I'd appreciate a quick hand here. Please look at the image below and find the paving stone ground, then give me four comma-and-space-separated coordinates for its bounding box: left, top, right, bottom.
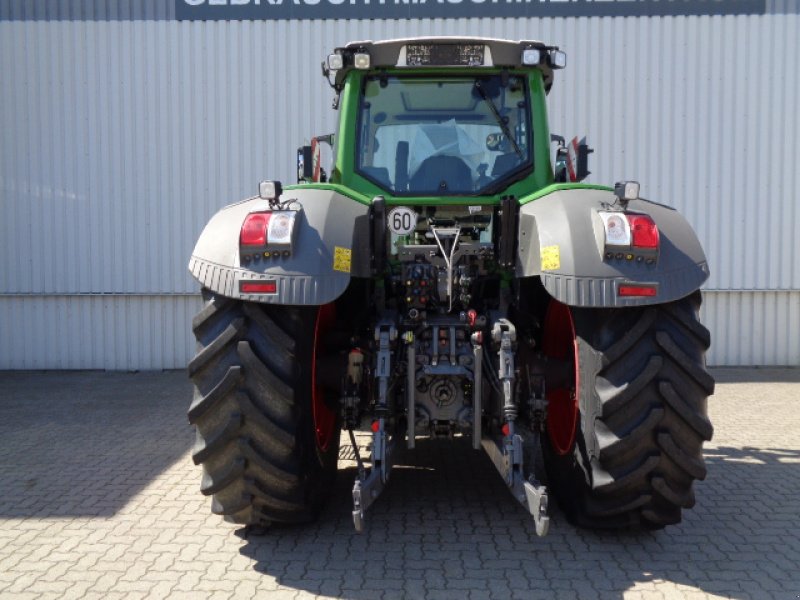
0, 368, 799, 600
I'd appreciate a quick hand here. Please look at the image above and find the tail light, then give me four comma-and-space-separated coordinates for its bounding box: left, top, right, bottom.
619, 284, 657, 297
266, 211, 297, 245
240, 281, 277, 294
599, 211, 660, 250
599, 212, 631, 246
239, 210, 299, 251
240, 213, 271, 246
627, 214, 659, 249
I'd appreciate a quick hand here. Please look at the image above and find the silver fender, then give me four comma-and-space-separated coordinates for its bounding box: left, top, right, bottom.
188, 188, 370, 304
516, 188, 710, 307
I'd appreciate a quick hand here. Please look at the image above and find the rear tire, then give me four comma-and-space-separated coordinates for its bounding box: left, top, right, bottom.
187, 289, 339, 526
544, 292, 714, 529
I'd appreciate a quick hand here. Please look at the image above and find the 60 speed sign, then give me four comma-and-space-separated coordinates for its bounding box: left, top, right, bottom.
387, 207, 417, 235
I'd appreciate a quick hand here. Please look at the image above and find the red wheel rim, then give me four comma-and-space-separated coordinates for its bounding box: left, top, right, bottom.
312, 303, 337, 451
542, 300, 579, 455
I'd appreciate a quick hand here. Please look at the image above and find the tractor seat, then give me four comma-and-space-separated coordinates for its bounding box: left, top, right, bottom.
409, 155, 472, 193
491, 152, 522, 177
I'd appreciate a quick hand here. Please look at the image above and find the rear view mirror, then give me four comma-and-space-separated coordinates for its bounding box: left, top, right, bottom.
566, 136, 593, 182
297, 146, 313, 182
551, 134, 567, 182
298, 135, 335, 183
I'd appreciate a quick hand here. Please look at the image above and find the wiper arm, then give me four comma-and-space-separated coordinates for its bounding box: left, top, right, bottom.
474, 80, 523, 159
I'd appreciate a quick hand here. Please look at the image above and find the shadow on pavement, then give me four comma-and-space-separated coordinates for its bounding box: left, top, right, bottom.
239, 438, 800, 599
711, 367, 800, 384
0, 371, 193, 518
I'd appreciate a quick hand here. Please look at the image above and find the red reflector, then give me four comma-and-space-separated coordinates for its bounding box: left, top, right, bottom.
371, 421, 380, 433
241, 281, 277, 294
626, 214, 659, 248
619, 285, 657, 297
240, 213, 271, 246
502, 423, 510, 437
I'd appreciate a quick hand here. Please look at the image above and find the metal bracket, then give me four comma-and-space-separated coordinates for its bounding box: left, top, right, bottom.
481, 318, 549, 536
471, 332, 483, 451
430, 226, 461, 312
352, 321, 396, 532
352, 430, 395, 533
482, 435, 550, 537
405, 331, 415, 450
523, 478, 550, 537
492, 318, 518, 432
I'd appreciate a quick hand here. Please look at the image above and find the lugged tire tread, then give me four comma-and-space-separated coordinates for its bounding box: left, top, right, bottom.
245, 479, 309, 513
238, 438, 300, 485
192, 412, 242, 465
601, 308, 657, 365
241, 302, 296, 355
187, 318, 244, 377
592, 455, 660, 494
663, 299, 711, 349
547, 293, 713, 530
188, 290, 338, 527
254, 504, 313, 525
211, 494, 250, 517
652, 476, 695, 508
596, 407, 664, 462
237, 340, 294, 403
192, 293, 234, 334
239, 305, 298, 385
237, 393, 295, 451
659, 381, 714, 441
188, 366, 244, 424
657, 432, 707, 480
655, 330, 716, 395
598, 356, 662, 417
201, 457, 245, 496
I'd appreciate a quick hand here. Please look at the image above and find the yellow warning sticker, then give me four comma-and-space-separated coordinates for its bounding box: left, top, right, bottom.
333, 246, 352, 273
540, 245, 561, 271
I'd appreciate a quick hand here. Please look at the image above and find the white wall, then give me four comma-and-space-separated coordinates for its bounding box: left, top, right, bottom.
1, 12, 798, 368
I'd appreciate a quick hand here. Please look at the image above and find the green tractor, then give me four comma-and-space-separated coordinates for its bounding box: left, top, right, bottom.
187, 37, 714, 535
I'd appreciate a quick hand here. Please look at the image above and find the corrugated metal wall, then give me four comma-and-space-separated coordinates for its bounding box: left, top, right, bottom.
1, 10, 798, 368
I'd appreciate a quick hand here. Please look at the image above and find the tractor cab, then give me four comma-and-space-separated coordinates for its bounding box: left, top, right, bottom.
314, 37, 568, 201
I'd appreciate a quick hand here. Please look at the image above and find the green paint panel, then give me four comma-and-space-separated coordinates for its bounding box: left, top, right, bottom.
518, 183, 614, 205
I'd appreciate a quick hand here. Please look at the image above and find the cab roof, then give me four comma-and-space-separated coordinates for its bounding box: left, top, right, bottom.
326, 37, 563, 94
